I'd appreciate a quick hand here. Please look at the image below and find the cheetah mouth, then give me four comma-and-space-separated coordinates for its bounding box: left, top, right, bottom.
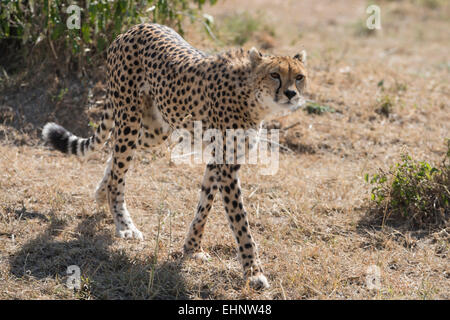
278, 96, 302, 106
284, 97, 305, 111
276, 100, 295, 106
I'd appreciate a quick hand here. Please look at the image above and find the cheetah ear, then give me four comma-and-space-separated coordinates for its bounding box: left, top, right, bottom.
293, 50, 307, 65
249, 47, 263, 67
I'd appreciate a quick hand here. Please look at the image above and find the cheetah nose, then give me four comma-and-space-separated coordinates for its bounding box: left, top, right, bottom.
284, 90, 297, 100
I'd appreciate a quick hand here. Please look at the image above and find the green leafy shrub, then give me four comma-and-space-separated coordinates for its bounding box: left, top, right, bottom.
365, 141, 450, 228
0, 0, 217, 72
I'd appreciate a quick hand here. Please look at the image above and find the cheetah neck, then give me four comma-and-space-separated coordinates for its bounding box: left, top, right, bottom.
199, 50, 269, 130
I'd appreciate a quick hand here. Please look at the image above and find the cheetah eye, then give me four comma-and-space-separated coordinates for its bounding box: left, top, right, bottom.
270, 73, 280, 80
296, 74, 305, 81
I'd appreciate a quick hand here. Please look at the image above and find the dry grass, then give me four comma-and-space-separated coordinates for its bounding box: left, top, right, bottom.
0, 0, 449, 299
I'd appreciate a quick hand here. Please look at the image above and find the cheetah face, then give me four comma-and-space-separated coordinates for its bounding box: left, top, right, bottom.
250, 48, 307, 115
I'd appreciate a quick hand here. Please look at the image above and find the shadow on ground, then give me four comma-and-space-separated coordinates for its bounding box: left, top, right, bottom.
355, 206, 449, 252
9, 211, 188, 299
0, 74, 103, 145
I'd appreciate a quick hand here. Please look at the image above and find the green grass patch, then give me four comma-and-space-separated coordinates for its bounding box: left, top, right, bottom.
375, 95, 394, 117
304, 102, 335, 115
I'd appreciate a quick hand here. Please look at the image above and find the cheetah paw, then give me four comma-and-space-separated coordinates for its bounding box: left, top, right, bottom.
116, 226, 144, 240
248, 274, 270, 290
192, 251, 211, 262
184, 250, 211, 262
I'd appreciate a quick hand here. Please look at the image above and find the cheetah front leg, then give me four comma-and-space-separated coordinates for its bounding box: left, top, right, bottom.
218, 164, 270, 289
183, 164, 220, 261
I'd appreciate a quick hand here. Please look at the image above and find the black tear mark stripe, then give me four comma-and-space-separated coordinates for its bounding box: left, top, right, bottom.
275, 79, 282, 100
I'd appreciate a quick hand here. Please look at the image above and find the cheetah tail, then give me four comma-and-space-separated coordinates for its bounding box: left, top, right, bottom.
42, 122, 106, 157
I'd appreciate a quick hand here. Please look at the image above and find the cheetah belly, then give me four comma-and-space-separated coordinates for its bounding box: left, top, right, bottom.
138, 94, 172, 149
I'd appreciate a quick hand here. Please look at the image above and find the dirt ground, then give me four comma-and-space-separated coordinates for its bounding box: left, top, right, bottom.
0, 0, 449, 299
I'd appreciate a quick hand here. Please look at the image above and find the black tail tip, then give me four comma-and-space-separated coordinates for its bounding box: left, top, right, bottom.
42, 122, 71, 153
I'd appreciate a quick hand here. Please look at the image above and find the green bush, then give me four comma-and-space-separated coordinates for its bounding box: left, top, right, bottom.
365, 141, 450, 228
0, 0, 217, 72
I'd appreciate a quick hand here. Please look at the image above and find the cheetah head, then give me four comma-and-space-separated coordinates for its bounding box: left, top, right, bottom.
249, 47, 307, 117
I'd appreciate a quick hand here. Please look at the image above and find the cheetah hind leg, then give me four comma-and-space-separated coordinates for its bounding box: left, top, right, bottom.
94, 155, 113, 206
183, 164, 220, 263
94, 155, 143, 240
95, 97, 169, 211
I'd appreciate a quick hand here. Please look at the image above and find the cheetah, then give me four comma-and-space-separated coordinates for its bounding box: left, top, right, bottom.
42, 23, 307, 289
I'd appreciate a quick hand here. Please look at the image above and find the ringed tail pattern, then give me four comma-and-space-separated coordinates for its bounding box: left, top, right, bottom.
42, 109, 113, 157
